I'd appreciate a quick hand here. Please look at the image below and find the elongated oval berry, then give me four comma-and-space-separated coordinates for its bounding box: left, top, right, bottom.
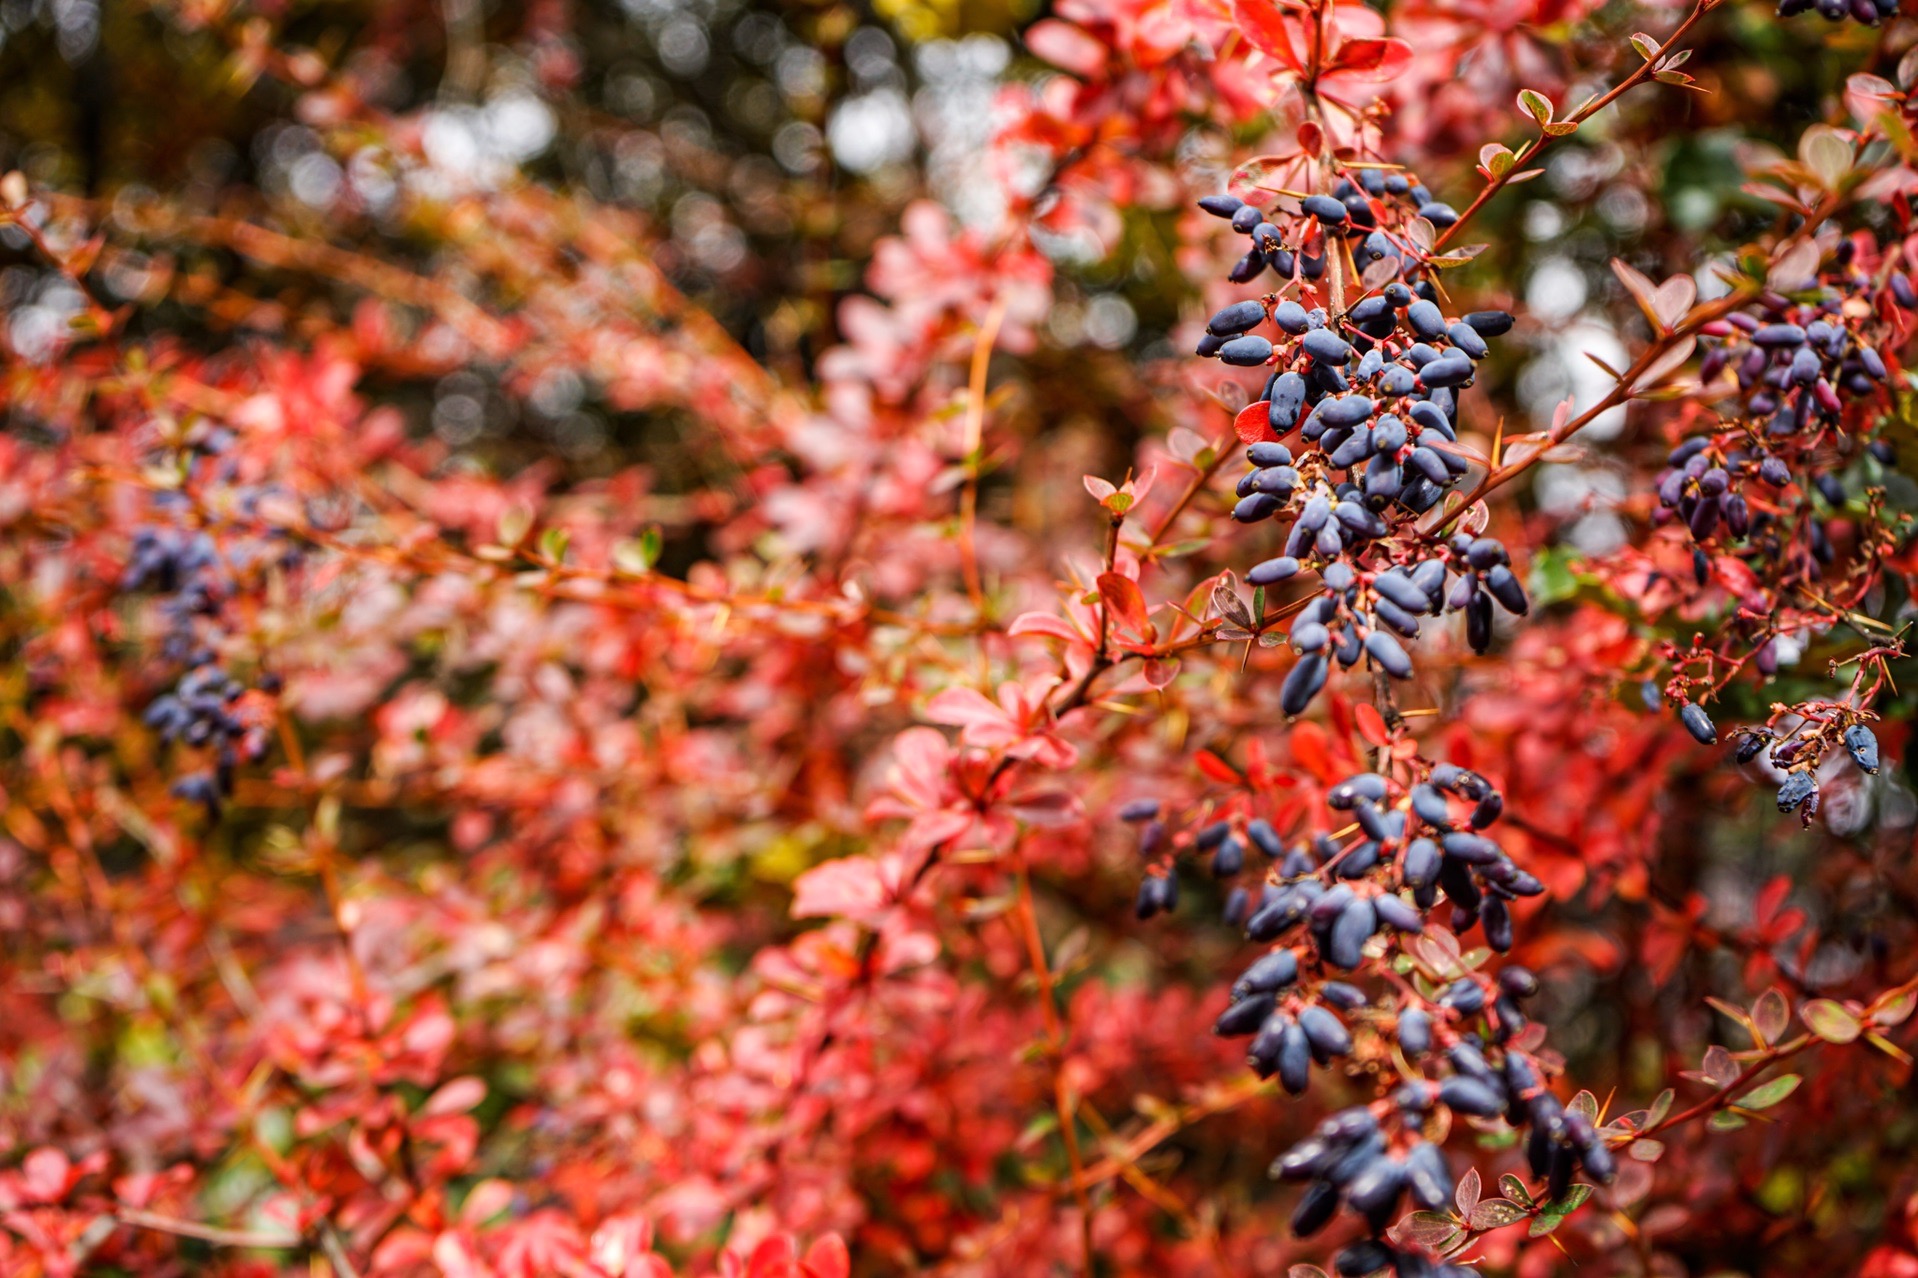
1404, 1141, 1452, 1210
1498, 965, 1540, 998
1463, 309, 1514, 336
1365, 630, 1413, 678
1328, 430, 1374, 469
1247, 818, 1284, 859
1232, 493, 1282, 523
1752, 322, 1807, 348
1378, 365, 1418, 397
1777, 770, 1816, 812
1401, 836, 1440, 890
1251, 466, 1299, 496
1220, 334, 1274, 366
1277, 1019, 1312, 1093
1247, 1012, 1289, 1078
1679, 702, 1716, 745
1440, 831, 1500, 864
1465, 593, 1493, 653
1322, 394, 1376, 428
1199, 193, 1244, 218
1417, 201, 1459, 226
1336, 1241, 1396, 1277
1302, 193, 1349, 223
1208, 299, 1266, 336
1373, 893, 1424, 933
1439, 978, 1486, 1014
1299, 1005, 1353, 1059
1134, 877, 1162, 920
1397, 1008, 1433, 1056
1345, 1155, 1406, 1229
1274, 300, 1311, 334
1235, 949, 1300, 997
1845, 723, 1880, 773
1274, 1135, 1334, 1181
1281, 653, 1328, 716
1419, 355, 1474, 388
1247, 556, 1301, 587
1230, 204, 1263, 233
1405, 299, 1446, 340
1248, 440, 1294, 466
1328, 773, 1391, 808
1290, 1178, 1340, 1235
1118, 798, 1160, 822
1302, 328, 1353, 364
1372, 573, 1431, 616
1437, 1076, 1504, 1116
1215, 992, 1276, 1037
1482, 897, 1513, 952
1482, 564, 1528, 615
1212, 837, 1245, 877
1325, 897, 1376, 969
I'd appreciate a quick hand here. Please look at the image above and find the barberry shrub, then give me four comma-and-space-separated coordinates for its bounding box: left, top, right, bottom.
2, 0, 1917, 1274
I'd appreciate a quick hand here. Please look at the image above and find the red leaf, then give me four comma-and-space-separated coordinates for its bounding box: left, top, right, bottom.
1196, 748, 1243, 786
1354, 702, 1389, 748
1098, 572, 1151, 641
1326, 36, 1413, 82
1024, 20, 1108, 78
1235, 399, 1277, 444
802, 1235, 851, 1278
1231, 0, 1303, 70
792, 856, 893, 922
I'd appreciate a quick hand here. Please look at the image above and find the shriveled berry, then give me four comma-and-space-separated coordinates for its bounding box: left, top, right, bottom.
1777, 770, 1816, 813
1845, 723, 1880, 773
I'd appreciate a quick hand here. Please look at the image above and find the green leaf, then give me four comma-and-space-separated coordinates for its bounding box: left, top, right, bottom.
613, 531, 662, 575
1498, 1175, 1533, 1208
1802, 998, 1864, 1044
1709, 1110, 1749, 1132
1517, 88, 1554, 124
1646, 1088, 1675, 1127
1398, 1211, 1463, 1247
1470, 1199, 1529, 1231
1735, 1073, 1802, 1111
1543, 1184, 1593, 1216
